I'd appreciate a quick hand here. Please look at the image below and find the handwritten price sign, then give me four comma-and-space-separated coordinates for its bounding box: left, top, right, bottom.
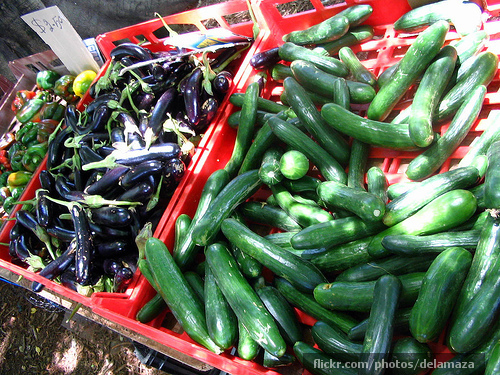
30, 15, 65, 34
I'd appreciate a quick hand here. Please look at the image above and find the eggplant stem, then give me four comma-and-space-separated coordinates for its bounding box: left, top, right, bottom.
155, 12, 179, 38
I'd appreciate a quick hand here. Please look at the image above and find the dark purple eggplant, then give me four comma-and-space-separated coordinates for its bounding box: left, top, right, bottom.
12, 234, 30, 261
9, 222, 25, 242
110, 43, 152, 63
210, 46, 237, 70
47, 127, 72, 171
95, 240, 131, 258
111, 143, 181, 166
148, 86, 177, 137
250, 47, 281, 70
15, 210, 51, 250
114, 266, 134, 293
127, 131, 146, 150
85, 92, 120, 114
184, 67, 203, 126
47, 225, 76, 242
65, 104, 84, 134
96, 146, 116, 158
84, 170, 102, 190
135, 92, 155, 111
119, 160, 163, 189
60, 270, 78, 291
70, 204, 93, 285
79, 144, 106, 172
128, 208, 142, 239
85, 166, 130, 195
103, 259, 122, 276
89, 223, 130, 239
198, 97, 219, 129
138, 111, 150, 137
90, 206, 132, 228
55, 174, 83, 201
32, 241, 76, 293
164, 61, 195, 88
79, 132, 111, 146
116, 182, 154, 203
212, 70, 233, 94
36, 189, 53, 228
163, 157, 185, 182
80, 105, 112, 134
111, 127, 126, 145
152, 64, 167, 81
39, 170, 56, 194
116, 112, 141, 139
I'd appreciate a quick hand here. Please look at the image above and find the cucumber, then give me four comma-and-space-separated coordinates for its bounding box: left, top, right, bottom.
366, 166, 388, 204
282, 14, 350, 45
293, 341, 357, 375
271, 63, 293, 82
336, 254, 436, 282
452, 29, 489, 63
321, 102, 418, 151
347, 139, 369, 190
318, 180, 386, 222
406, 85, 486, 180
389, 337, 433, 375
484, 140, 500, 210
174, 168, 230, 270
280, 150, 310, 180
274, 277, 358, 334
314, 25, 374, 56
239, 201, 301, 232
191, 169, 261, 246
230, 210, 263, 279
227, 110, 271, 129
359, 275, 401, 375
409, 247, 472, 343
311, 320, 363, 362
381, 229, 481, 255
221, 218, 327, 292
384, 166, 480, 227
205, 242, 286, 356
204, 265, 237, 350
367, 20, 449, 121
259, 146, 284, 186
279, 42, 349, 77
313, 272, 424, 312
173, 214, 191, 256
336, 4, 373, 27
224, 82, 259, 177
368, 189, 477, 258
311, 236, 375, 273
291, 216, 385, 250
267, 116, 348, 183
283, 175, 322, 193
283, 76, 350, 166
144, 238, 222, 354
436, 51, 498, 122
263, 351, 295, 368
386, 181, 419, 201
339, 46, 377, 87
485, 340, 500, 375
256, 285, 303, 346
184, 271, 205, 303
237, 320, 260, 360
229, 92, 289, 113
266, 232, 327, 260
332, 77, 350, 109
408, 45, 457, 147
290, 59, 376, 104
135, 293, 167, 323
348, 308, 412, 341
448, 255, 500, 353
377, 62, 399, 88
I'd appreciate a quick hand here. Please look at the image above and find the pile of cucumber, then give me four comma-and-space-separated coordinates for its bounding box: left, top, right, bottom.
137, 2, 500, 374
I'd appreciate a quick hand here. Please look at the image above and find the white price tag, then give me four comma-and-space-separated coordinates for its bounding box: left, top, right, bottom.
21, 6, 100, 75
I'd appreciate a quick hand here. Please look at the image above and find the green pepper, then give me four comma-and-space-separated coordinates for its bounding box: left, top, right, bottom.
0, 171, 13, 187
10, 186, 24, 201
40, 102, 65, 121
3, 196, 16, 214
54, 75, 78, 103
8, 142, 26, 160
22, 142, 47, 172
15, 98, 46, 123
21, 126, 39, 146
36, 70, 61, 90
7, 171, 32, 187
37, 119, 58, 143
15, 122, 36, 142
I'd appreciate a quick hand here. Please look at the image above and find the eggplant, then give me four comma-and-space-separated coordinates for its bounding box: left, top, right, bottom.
60, 270, 78, 291
134, 92, 155, 111
81, 105, 112, 134
127, 131, 146, 150
110, 43, 153, 63
210, 46, 237, 70
85, 92, 120, 114
138, 111, 150, 137
120, 160, 163, 189
47, 225, 76, 242
79, 144, 106, 173
36, 189, 53, 228
9, 222, 25, 242
90, 206, 132, 228
108, 143, 181, 167
12, 234, 31, 261
79, 132, 110, 147
96, 146, 116, 158
32, 241, 76, 293
70, 204, 93, 285
148, 86, 177, 137
65, 105, 85, 135
212, 70, 233, 94
163, 157, 186, 183
15, 210, 51, 249
120, 56, 149, 78
183, 67, 203, 126
250, 47, 281, 70
89, 223, 130, 239
116, 182, 154, 202
95, 240, 131, 258
85, 166, 130, 195
111, 127, 126, 145
152, 64, 167, 81
39, 170, 56, 194
55, 174, 84, 201
114, 266, 134, 293
84, 170, 102, 190
46, 127, 72, 171
198, 97, 219, 129
103, 259, 123, 276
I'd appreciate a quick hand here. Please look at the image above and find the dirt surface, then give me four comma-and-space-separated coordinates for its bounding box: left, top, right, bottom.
0, 281, 167, 375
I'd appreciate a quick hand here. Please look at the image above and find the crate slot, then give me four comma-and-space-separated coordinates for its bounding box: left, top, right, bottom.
276, 0, 315, 17
321, 0, 346, 7
223, 10, 252, 25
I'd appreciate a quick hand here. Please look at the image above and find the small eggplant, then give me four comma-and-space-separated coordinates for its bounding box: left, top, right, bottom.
103, 259, 122, 276
60, 270, 78, 291
36, 189, 53, 228
249, 47, 281, 70
55, 174, 83, 201
90, 206, 132, 228
114, 267, 134, 293
116, 182, 154, 203
163, 157, 186, 183
82, 105, 112, 134
12, 234, 31, 261
183, 67, 203, 126
127, 131, 146, 150
120, 160, 164, 189
198, 97, 219, 129
212, 70, 233, 94
89, 223, 130, 239
110, 43, 152, 64
85, 166, 130, 195
120, 56, 149, 78
210, 46, 238, 70
134, 92, 155, 111
95, 240, 131, 258
84, 170, 102, 190
152, 64, 167, 81
39, 170, 56, 194
79, 144, 106, 171
147, 87, 177, 137
65, 104, 84, 135
70, 204, 93, 285
16, 210, 51, 250
9, 222, 25, 242
85, 92, 120, 114
96, 146, 115, 158
47, 225, 76, 242
47, 127, 73, 171
32, 241, 76, 293
79, 132, 110, 146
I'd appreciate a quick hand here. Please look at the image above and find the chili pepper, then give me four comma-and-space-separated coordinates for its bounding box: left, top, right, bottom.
11, 90, 36, 113
0, 150, 11, 170
37, 119, 59, 143
7, 171, 32, 187
36, 70, 61, 90
22, 142, 48, 172
0, 171, 12, 187
10, 150, 27, 172
15, 98, 46, 123
21, 126, 39, 146
54, 75, 78, 103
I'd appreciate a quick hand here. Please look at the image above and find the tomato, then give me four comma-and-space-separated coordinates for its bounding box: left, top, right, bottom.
73, 70, 97, 98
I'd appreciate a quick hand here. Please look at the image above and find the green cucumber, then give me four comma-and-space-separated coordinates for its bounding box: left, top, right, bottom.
406, 85, 486, 180
386, 181, 419, 200
268, 116, 347, 183
367, 20, 449, 121
279, 42, 349, 77
239, 201, 301, 232
274, 277, 358, 334
321, 102, 418, 150
384, 166, 480, 226
135, 293, 167, 323
318, 180, 386, 222
145, 238, 221, 353
368, 189, 477, 258
256, 285, 303, 346
265, 232, 327, 260
311, 236, 375, 273
436, 51, 498, 122
332, 77, 350, 109
409, 247, 472, 343
336, 4, 373, 27
280, 150, 310, 180
225, 82, 259, 177
262, 351, 295, 368
237, 320, 260, 360
293, 341, 357, 375
204, 265, 237, 350
311, 320, 363, 362
390, 337, 433, 375
283, 76, 350, 166
485, 340, 500, 375
313, 272, 424, 312
377, 62, 399, 88
339, 46, 377, 87
348, 308, 412, 341
359, 275, 402, 375
227, 110, 270, 129
282, 15, 350, 45
205, 242, 286, 356
381, 229, 480, 255
173, 214, 191, 256
221, 218, 327, 292
366, 166, 388, 204
230, 210, 263, 278
184, 271, 204, 303
484, 140, 500, 210
408, 45, 457, 147
347, 139, 369, 190
191, 169, 261, 246
336, 254, 436, 282
259, 146, 284, 186
291, 215, 385, 250
313, 25, 374, 56
283, 175, 322, 193
451, 29, 489, 64
290, 59, 376, 104
271, 63, 293, 82
229, 92, 289, 113
173, 168, 230, 270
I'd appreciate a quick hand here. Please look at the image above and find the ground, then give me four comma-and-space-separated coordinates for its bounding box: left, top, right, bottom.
0, 281, 166, 375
